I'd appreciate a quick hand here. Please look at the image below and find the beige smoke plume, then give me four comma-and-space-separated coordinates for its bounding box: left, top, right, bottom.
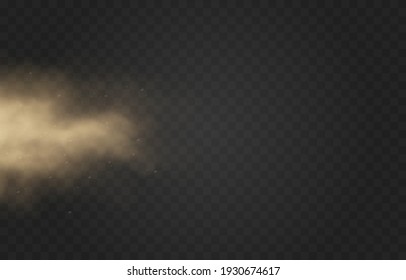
0, 69, 140, 202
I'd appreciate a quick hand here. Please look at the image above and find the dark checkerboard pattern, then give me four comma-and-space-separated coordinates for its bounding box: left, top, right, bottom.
0, 1, 404, 259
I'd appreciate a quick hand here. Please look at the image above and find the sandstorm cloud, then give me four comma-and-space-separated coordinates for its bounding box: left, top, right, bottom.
0, 68, 144, 202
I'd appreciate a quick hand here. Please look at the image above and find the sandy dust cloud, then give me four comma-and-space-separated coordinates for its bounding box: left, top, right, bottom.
0, 69, 141, 202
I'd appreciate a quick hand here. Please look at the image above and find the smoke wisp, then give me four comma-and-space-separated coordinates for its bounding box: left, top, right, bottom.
0, 69, 141, 202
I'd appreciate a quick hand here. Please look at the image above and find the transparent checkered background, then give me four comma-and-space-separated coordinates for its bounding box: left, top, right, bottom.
0, 1, 404, 259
